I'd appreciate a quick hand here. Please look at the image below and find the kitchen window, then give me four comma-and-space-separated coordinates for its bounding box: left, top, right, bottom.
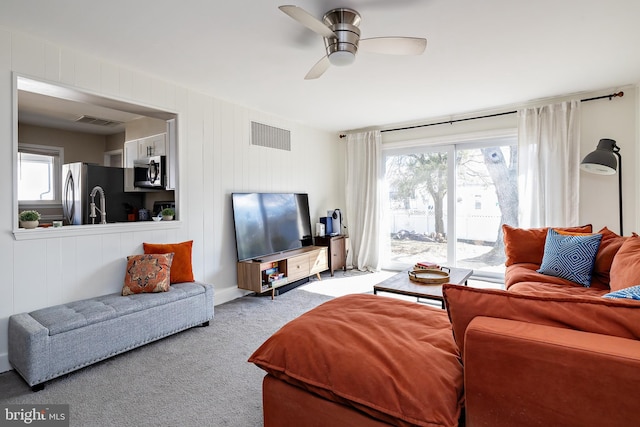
18, 143, 63, 203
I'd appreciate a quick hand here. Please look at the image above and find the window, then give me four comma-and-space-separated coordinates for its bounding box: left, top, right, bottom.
18, 144, 63, 203
382, 133, 517, 280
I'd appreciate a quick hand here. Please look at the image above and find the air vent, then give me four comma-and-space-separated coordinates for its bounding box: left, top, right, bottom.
75, 115, 123, 126
251, 121, 291, 151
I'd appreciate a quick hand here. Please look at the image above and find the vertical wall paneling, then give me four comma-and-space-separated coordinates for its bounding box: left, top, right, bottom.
174, 85, 189, 230
45, 238, 64, 306
186, 92, 206, 281
211, 98, 225, 290
58, 235, 77, 305
74, 55, 101, 92
59, 48, 75, 86
100, 233, 129, 295
203, 98, 215, 286
0, 29, 13, 370
100, 62, 120, 96
150, 77, 174, 111
44, 43, 60, 82
13, 240, 48, 313
130, 69, 152, 105
73, 235, 105, 300
118, 67, 133, 100
0, 26, 340, 372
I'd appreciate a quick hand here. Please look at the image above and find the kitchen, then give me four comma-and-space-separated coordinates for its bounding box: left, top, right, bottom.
16, 76, 177, 229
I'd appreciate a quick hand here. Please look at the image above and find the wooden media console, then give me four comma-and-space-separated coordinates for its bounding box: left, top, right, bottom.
237, 246, 328, 298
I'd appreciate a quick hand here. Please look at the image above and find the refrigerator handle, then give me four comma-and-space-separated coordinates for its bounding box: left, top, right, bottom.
63, 170, 74, 224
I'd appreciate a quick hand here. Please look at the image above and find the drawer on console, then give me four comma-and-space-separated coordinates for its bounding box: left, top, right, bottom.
310, 247, 328, 274
287, 254, 310, 281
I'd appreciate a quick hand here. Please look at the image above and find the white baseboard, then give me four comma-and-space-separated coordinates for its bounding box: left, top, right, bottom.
0, 353, 11, 374
214, 287, 251, 306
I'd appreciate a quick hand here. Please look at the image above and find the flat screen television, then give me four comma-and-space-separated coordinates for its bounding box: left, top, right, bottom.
231, 192, 313, 262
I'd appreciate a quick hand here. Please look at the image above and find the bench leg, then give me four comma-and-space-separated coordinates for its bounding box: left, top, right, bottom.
31, 383, 45, 392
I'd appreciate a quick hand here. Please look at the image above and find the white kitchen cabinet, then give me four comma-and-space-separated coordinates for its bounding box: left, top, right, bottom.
124, 133, 166, 166
137, 133, 166, 158
124, 139, 139, 168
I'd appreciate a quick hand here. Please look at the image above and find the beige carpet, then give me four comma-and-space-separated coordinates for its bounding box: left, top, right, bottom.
0, 269, 388, 427
0, 269, 500, 426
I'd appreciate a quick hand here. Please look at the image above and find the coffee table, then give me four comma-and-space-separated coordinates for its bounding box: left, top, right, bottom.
373, 267, 473, 308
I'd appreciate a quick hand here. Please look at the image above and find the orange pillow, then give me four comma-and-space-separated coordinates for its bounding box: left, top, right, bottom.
593, 227, 627, 284
122, 253, 173, 295
442, 283, 640, 358
502, 224, 593, 266
143, 240, 194, 283
609, 235, 640, 292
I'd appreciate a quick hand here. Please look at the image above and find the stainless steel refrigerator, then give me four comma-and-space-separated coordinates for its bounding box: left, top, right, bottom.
62, 163, 144, 225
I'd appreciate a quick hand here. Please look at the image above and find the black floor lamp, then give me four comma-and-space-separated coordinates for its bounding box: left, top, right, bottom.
580, 138, 622, 235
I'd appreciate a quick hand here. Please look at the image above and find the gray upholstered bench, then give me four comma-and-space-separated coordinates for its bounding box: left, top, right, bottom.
8, 281, 214, 391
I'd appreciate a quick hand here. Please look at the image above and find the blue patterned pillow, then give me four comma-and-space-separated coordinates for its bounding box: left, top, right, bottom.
603, 285, 640, 300
537, 229, 602, 287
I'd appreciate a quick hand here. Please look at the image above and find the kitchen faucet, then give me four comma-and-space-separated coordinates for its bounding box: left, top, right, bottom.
89, 185, 107, 224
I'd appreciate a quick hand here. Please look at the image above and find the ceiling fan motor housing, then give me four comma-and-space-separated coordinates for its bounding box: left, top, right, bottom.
323, 8, 361, 66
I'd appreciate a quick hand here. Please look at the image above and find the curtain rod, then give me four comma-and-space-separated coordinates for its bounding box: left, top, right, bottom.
338, 91, 624, 138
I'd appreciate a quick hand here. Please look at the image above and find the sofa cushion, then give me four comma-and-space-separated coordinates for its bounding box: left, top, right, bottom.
442, 284, 640, 359
144, 240, 194, 284
604, 284, 640, 300
508, 281, 608, 297
592, 227, 627, 284
506, 263, 584, 289
537, 229, 602, 287
122, 253, 173, 295
609, 235, 640, 292
505, 264, 610, 291
249, 294, 464, 427
503, 224, 593, 267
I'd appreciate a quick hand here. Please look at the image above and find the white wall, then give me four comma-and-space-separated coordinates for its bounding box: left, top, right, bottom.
380, 88, 639, 235
0, 28, 343, 372
580, 88, 637, 233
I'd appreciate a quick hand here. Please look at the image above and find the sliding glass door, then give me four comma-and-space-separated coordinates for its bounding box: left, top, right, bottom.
382, 135, 517, 280
383, 145, 454, 270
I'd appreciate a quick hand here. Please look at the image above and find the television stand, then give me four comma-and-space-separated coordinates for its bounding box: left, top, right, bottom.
237, 246, 329, 299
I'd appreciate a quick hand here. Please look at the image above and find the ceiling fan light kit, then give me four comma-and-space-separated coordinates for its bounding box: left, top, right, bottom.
323, 8, 360, 66
328, 50, 356, 66
279, 5, 427, 79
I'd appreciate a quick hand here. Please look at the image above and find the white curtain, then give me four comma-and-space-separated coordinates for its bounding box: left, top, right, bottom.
345, 130, 382, 271
517, 100, 581, 228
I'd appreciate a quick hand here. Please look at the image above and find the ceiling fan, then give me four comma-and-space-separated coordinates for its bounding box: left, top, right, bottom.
279, 5, 427, 79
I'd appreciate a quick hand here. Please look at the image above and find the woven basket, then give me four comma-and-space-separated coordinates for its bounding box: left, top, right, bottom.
407, 269, 450, 285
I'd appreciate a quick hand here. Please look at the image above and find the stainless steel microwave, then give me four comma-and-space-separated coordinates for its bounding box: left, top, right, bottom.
133, 155, 166, 189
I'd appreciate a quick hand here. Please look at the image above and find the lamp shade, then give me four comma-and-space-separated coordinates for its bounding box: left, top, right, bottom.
580, 138, 619, 175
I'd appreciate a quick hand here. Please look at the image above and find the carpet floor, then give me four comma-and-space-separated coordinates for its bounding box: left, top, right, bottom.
0, 285, 340, 427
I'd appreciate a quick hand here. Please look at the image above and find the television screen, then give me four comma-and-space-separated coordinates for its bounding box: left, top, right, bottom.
231, 193, 313, 261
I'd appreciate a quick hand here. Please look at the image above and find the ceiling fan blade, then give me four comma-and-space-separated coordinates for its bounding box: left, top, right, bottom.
305, 56, 331, 80
279, 5, 337, 38
359, 37, 427, 55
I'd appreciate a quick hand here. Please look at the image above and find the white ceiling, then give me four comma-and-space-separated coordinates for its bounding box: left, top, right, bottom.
2, 0, 640, 133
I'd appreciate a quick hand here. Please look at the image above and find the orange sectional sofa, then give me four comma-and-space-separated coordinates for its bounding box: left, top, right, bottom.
250, 224, 640, 426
